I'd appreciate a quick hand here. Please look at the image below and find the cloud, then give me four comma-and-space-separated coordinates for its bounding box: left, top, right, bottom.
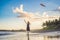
20, 4, 23, 11
53, 6, 60, 11
58, 6, 60, 10
43, 12, 48, 17
42, 6, 60, 16
13, 4, 23, 13
13, 4, 41, 22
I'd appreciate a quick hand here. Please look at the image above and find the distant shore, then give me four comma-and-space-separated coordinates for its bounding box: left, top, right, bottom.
0, 30, 26, 32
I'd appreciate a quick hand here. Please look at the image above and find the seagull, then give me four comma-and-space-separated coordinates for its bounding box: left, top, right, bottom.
40, 3, 46, 7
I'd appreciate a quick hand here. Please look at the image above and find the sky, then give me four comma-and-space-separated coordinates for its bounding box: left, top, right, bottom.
0, 0, 60, 30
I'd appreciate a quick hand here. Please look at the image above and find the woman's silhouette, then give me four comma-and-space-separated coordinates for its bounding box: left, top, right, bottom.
27, 21, 30, 31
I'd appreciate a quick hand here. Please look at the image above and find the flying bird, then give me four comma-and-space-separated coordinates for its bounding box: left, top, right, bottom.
40, 3, 46, 7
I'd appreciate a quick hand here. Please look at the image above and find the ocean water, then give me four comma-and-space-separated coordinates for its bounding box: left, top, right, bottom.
0, 31, 60, 40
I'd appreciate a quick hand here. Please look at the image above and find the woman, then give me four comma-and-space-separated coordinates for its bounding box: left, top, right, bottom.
27, 21, 30, 31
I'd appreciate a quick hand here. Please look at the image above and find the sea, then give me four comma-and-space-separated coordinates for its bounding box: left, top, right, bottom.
0, 31, 60, 40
